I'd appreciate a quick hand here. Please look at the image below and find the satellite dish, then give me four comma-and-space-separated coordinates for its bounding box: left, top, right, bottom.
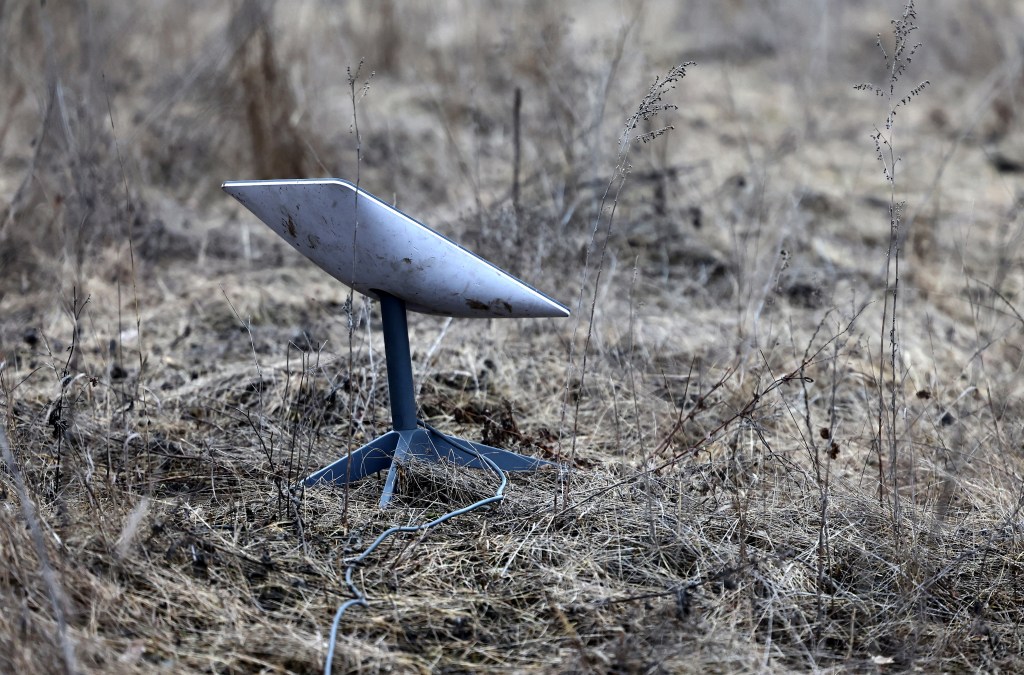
223, 178, 568, 507
222, 178, 568, 319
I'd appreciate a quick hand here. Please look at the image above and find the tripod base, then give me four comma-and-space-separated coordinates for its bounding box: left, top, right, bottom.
304, 426, 555, 508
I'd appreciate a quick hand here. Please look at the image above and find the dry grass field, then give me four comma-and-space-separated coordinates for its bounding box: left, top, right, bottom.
3, 1, 1024, 672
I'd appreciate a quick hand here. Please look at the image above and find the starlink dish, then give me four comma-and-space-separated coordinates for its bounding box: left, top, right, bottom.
222, 178, 568, 319
223, 178, 568, 507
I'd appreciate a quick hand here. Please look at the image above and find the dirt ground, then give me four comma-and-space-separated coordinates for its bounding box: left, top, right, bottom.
2, 1, 1024, 672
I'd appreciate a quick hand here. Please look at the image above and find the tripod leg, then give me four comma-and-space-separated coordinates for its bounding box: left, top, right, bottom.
377, 429, 422, 508
303, 431, 400, 486
420, 429, 557, 472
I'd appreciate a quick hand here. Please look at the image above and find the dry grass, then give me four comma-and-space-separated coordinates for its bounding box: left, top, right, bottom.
3, 1, 1024, 672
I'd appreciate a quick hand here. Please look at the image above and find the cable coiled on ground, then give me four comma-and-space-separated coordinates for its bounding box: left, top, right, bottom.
322, 420, 508, 674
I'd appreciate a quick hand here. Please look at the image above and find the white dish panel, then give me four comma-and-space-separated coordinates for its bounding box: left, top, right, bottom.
223, 178, 569, 319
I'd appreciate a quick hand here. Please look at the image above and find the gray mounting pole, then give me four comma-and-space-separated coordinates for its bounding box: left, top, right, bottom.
379, 292, 417, 432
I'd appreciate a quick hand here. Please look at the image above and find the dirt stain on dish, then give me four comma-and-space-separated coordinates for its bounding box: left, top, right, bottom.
285, 216, 297, 238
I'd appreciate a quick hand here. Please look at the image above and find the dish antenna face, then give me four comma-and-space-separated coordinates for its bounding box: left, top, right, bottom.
223, 178, 568, 319
223, 178, 568, 507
